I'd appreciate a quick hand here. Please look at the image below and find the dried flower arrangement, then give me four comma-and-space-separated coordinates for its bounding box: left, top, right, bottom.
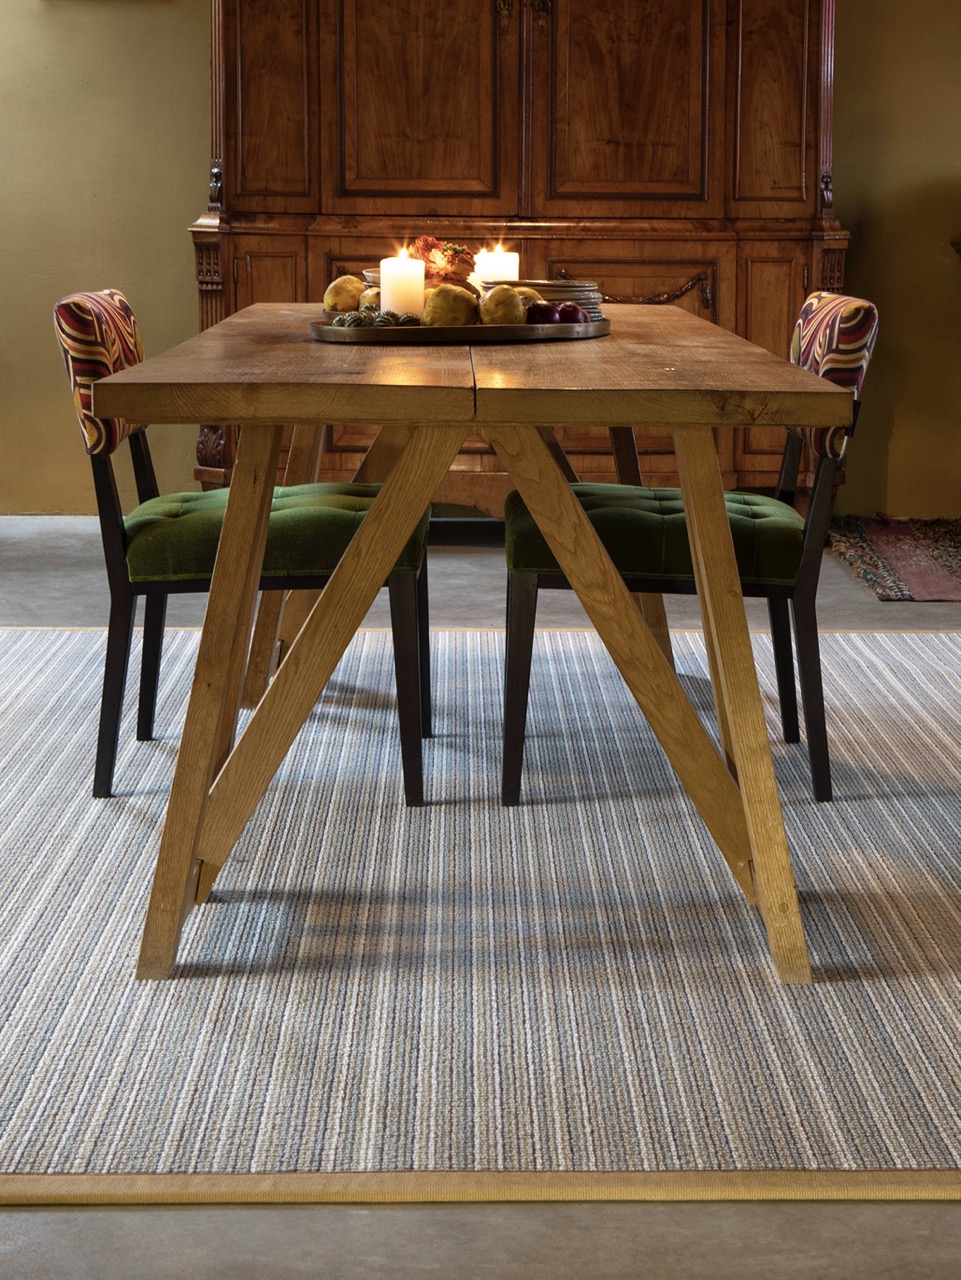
408, 236, 476, 282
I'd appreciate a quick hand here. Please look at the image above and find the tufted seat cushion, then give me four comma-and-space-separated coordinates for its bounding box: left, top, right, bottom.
504, 483, 805, 586
124, 482, 429, 582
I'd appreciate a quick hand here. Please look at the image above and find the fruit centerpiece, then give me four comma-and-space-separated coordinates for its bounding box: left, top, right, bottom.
319, 254, 605, 342
321, 279, 592, 331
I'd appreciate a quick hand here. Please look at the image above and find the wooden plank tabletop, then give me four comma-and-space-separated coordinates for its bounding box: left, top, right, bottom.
93, 303, 477, 426
471, 304, 854, 427
94, 302, 852, 432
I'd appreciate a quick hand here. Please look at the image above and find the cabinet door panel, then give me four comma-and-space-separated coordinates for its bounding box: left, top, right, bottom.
739, 252, 807, 356
728, 0, 814, 216
225, 0, 318, 212
320, 0, 520, 216
232, 237, 308, 310
528, 0, 726, 218
734, 246, 809, 479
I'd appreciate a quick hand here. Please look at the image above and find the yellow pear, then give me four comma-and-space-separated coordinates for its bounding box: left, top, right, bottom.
479, 284, 526, 326
514, 286, 543, 308
323, 275, 366, 311
422, 283, 478, 327
358, 286, 381, 310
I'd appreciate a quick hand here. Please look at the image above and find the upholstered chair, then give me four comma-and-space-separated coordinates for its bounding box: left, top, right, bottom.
501, 292, 879, 805
54, 289, 432, 804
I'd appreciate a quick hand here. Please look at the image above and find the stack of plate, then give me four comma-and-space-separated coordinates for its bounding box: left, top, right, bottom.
480, 278, 605, 321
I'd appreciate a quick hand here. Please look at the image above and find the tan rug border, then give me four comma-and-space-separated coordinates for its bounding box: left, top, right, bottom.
3, 1170, 961, 1205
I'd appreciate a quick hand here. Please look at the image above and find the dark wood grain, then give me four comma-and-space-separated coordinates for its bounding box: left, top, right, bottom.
195, 0, 849, 508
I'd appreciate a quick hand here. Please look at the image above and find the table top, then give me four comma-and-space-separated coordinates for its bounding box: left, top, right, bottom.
94, 302, 853, 430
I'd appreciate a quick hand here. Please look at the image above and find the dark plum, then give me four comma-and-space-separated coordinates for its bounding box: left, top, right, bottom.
525, 300, 561, 325
556, 301, 590, 324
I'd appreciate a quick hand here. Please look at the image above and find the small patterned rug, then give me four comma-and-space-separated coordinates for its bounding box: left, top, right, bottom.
829, 516, 961, 601
3, 627, 961, 1203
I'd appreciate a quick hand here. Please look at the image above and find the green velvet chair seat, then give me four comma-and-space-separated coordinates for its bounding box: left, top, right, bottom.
125, 482, 429, 583
504, 483, 805, 586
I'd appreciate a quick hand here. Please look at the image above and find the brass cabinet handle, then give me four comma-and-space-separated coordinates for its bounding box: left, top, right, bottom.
496, 0, 513, 32
533, 0, 552, 31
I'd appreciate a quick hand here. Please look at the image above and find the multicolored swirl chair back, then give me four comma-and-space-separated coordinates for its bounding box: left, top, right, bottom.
53, 289, 145, 456
788, 292, 879, 460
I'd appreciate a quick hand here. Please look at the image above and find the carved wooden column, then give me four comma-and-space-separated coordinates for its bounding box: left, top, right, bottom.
812, 0, 847, 291
192, 0, 230, 483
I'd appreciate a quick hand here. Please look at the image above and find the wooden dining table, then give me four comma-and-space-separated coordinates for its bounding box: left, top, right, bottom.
93, 302, 854, 984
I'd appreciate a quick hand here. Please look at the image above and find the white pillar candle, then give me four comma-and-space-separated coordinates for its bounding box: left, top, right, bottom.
379, 249, 426, 317
474, 244, 520, 285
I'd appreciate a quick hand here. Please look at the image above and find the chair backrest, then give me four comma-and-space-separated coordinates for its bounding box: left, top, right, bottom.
788, 292, 879, 459
53, 289, 145, 456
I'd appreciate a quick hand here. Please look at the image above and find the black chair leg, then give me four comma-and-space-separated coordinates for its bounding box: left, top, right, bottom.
791, 596, 832, 802
502, 572, 539, 806
416, 555, 432, 738
768, 597, 800, 743
94, 592, 137, 798
138, 593, 167, 741
388, 572, 425, 806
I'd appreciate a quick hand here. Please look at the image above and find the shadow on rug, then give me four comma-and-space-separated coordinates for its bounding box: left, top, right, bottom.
829, 516, 961, 602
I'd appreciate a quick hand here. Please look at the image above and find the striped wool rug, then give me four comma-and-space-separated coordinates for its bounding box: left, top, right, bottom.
2, 627, 961, 1205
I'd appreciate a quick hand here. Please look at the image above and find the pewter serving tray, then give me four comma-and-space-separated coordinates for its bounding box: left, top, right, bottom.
310, 318, 610, 344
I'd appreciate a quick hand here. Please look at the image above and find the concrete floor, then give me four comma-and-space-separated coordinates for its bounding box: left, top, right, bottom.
3, 515, 961, 1279
4, 515, 961, 632
6, 1201, 961, 1280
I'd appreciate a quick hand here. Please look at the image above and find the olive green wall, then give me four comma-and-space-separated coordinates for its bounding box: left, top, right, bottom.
0, 0, 208, 514
833, 0, 961, 517
1, 0, 960, 516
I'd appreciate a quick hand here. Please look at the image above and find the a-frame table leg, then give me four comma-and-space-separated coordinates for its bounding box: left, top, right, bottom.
242, 424, 327, 706
486, 422, 810, 982
152, 422, 471, 952
136, 425, 282, 979
673, 426, 811, 982
260, 423, 422, 653
485, 422, 756, 901
608, 424, 674, 669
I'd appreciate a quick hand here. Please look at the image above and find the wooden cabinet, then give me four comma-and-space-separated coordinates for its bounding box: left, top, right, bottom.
193, 0, 848, 511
